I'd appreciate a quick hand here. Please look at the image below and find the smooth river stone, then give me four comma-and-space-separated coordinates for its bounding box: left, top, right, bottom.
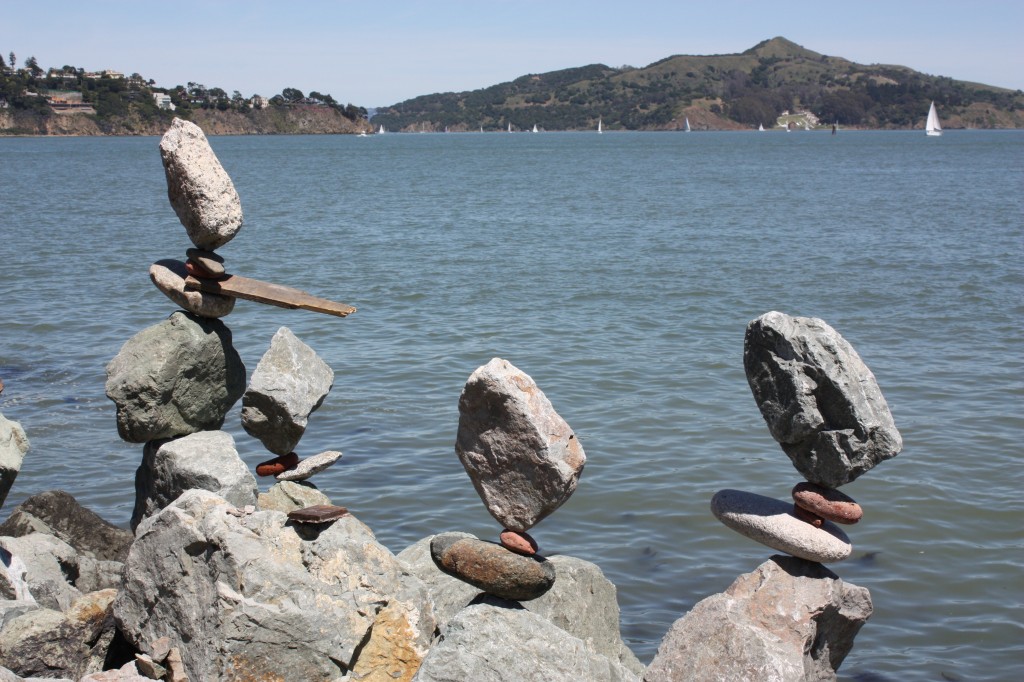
792, 482, 863, 524
499, 529, 539, 556
160, 118, 243, 249
711, 489, 852, 563
150, 259, 235, 318
185, 247, 226, 275
430, 533, 555, 601
276, 450, 342, 481
743, 311, 902, 488
456, 358, 585, 532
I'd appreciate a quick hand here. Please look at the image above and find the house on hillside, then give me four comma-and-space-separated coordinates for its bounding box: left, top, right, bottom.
152, 93, 176, 111
250, 95, 270, 109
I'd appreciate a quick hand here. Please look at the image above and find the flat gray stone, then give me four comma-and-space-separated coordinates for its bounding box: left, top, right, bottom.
456, 358, 586, 531
276, 450, 341, 481
744, 311, 902, 487
257, 481, 331, 513
185, 247, 226, 275
0, 414, 28, 510
711, 489, 852, 563
159, 118, 243, 249
241, 327, 334, 456
105, 311, 245, 443
149, 260, 234, 318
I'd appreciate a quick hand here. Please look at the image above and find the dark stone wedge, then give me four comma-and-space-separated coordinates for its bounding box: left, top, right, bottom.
286, 504, 349, 524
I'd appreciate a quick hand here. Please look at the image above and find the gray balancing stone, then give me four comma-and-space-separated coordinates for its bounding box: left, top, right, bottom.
159, 118, 243, 250
105, 311, 245, 443
644, 555, 872, 682
711, 489, 852, 563
241, 327, 334, 456
0, 414, 29, 509
149, 259, 235, 318
275, 450, 342, 481
130, 430, 257, 531
456, 358, 586, 531
744, 311, 902, 488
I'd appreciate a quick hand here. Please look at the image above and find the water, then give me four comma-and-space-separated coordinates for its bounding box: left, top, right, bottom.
1, 130, 1021, 680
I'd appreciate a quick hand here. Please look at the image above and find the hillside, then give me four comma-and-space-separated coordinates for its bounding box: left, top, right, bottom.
372, 37, 1024, 132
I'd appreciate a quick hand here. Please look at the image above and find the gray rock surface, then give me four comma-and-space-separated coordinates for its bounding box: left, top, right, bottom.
456, 358, 586, 531
0, 601, 39, 631
149, 259, 235, 318
413, 602, 641, 682
114, 489, 435, 681
105, 311, 245, 443
0, 589, 118, 680
257, 480, 331, 513
398, 533, 481, 627
0, 490, 133, 562
276, 449, 342, 481
159, 118, 243, 249
644, 555, 872, 682
743, 311, 902, 487
80, 660, 151, 681
130, 430, 257, 531
241, 327, 334, 455
431, 533, 555, 601
0, 534, 81, 611
0, 413, 28, 510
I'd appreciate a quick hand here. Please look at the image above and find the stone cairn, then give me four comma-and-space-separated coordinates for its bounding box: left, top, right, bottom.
711, 311, 903, 564
106, 117, 354, 534
430, 358, 587, 601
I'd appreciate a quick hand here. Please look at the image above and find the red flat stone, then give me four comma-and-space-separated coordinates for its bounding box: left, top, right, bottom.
287, 504, 349, 524
792, 482, 863, 524
500, 529, 539, 556
255, 452, 299, 477
792, 504, 825, 527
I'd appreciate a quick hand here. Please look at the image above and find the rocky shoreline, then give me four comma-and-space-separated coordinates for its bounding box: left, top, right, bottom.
0, 118, 902, 681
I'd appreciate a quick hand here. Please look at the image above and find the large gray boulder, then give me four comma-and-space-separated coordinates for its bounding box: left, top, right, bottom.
105, 311, 245, 443
644, 555, 872, 682
0, 490, 133, 562
130, 430, 256, 531
413, 602, 641, 682
159, 118, 243, 250
114, 489, 436, 681
398, 533, 481, 627
456, 358, 586, 531
743, 312, 902, 488
0, 413, 28, 510
0, 534, 81, 611
241, 327, 334, 455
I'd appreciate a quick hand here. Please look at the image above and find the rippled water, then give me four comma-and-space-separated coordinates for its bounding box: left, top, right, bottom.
1, 130, 1021, 680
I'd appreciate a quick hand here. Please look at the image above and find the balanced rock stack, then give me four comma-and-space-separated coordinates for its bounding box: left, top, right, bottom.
431, 358, 586, 601
711, 311, 903, 563
243, 326, 345, 520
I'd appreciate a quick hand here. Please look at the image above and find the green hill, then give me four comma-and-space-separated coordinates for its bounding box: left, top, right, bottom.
372, 37, 1024, 131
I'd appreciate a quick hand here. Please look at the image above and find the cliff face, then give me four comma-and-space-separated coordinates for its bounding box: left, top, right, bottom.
0, 106, 373, 136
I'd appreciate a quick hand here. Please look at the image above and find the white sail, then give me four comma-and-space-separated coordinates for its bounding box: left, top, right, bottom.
508, 122, 512, 133
758, 123, 764, 131
685, 117, 691, 132
378, 124, 385, 134
532, 124, 538, 133
597, 118, 602, 134
926, 101, 942, 136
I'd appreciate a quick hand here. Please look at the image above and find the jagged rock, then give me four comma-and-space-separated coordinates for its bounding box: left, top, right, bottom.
0, 601, 39, 631
350, 602, 426, 682
130, 430, 257, 531
0, 413, 29, 510
431, 533, 555, 601
413, 602, 641, 682
159, 118, 243, 249
257, 480, 331, 513
398, 533, 481, 627
644, 555, 872, 682
114, 489, 435, 681
241, 327, 334, 455
149, 259, 235, 318
455, 358, 586, 531
0, 589, 118, 680
0, 534, 81, 611
80, 660, 152, 681
0, 490, 133, 562
743, 312, 902, 487
1, 545, 34, 602
105, 311, 245, 443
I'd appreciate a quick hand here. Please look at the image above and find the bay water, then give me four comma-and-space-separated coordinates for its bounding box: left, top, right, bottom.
1, 129, 1021, 681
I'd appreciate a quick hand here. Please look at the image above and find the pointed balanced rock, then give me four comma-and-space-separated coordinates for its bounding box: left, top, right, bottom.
711, 489, 852, 563
456, 358, 585, 532
159, 118, 243, 250
743, 311, 902, 488
430, 532, 555, 601
792, 482, 863, 524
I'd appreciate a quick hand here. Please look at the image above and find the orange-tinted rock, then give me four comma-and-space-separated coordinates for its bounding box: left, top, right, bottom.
430, 533, 555, 601
792, 504, 825, 528
500, 529, 539, 556
255, 452, 299, 477
792, 482, 863, 524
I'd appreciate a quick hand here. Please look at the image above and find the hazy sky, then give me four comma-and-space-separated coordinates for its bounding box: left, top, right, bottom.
3, 1, 1021, 106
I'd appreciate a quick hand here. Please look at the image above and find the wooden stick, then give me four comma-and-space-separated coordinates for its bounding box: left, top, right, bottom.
185, 274, 356, 318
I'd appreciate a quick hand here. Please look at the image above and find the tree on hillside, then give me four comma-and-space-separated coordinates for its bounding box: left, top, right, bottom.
8, 53, 14, 71
25, 56, 42, 78
281, 87, 303, 103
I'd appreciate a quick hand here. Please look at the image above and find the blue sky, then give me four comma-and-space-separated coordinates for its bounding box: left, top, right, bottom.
3, 0, 1022, 106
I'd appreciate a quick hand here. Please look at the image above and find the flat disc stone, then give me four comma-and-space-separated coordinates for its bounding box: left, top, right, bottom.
711, 489, 852, 564
150, 259, 234, 318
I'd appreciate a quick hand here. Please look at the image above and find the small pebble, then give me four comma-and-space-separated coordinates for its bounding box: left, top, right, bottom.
792, 482, 863, 524
500, 529, 539, 556
256, 452, 299, 477
287, 504, 349, 524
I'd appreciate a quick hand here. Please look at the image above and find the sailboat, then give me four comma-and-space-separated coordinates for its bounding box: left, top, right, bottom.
378, 124, 385, 134
758, 123, 764, 132
684, 117, 691, 132
532, 124, 538, 133
508, 122, 512, 133
597, 118, 602, 134
926, 101, 942, 136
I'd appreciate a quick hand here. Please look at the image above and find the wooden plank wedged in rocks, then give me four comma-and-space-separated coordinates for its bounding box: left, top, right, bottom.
184, 274, 356, 318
